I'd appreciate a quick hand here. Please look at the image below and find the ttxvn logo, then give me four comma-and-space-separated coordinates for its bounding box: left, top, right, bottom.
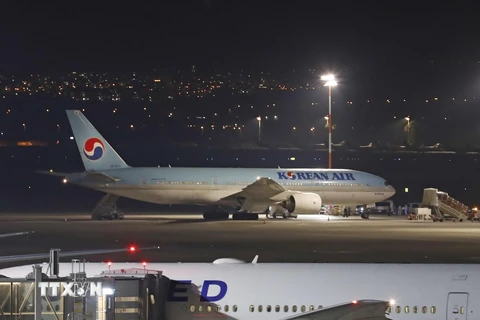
277, 171, 356, 181
83, 137, 105, 161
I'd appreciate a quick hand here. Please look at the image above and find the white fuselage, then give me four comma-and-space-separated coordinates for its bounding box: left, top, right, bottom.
71, 168, 395, 210
0, 262, 474, 320
97, 184, 392, 206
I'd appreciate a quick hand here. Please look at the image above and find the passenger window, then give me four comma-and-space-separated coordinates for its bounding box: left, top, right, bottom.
413, 306, 418, 313
431, 306, 436, 314
284, 305, 289, 312
292, 305, 297, 312
258, 305, 263, 312
224, 305, 229, 312
190, 305, 195, 312
275, 305, 280, 312
232, 305, 238, 312
309, 305, 314, 311
301, 305, 306, 312
207, 305, 212, 312
266, 305, 271, 312
318, 305, 323, 309
395, 306, 401, 313
198, 305, 203, 312
386, 306, 391, 313
422, 306, 427, 313
216, 305, 221, 312
249, 305, 254, 312
404, 306, 409, 313
460, 306, 465, 314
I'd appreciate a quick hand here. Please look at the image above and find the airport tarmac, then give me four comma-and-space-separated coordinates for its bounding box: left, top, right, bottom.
1, 212, 480, 267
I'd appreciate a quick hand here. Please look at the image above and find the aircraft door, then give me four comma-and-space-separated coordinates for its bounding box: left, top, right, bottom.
212, 177, 220, 190
447, 292, 468, 320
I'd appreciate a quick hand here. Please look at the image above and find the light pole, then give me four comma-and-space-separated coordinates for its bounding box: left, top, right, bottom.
321, 75, 337, 169
256, 116, 261, 141
405, 116, 410, 145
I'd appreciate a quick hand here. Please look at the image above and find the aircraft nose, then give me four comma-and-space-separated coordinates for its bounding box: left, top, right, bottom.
387, 185, 396, 196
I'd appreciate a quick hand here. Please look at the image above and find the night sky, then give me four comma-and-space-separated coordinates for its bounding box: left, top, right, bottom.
1, 2, 479, 74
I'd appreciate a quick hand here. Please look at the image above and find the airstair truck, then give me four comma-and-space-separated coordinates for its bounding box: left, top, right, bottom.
421, 188, 470, 222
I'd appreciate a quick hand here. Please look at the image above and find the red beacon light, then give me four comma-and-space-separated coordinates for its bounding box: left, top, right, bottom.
142, 261, 147, 269
107, 261, 112, 266
129, 246, 136, 252
352, 300, 358, 304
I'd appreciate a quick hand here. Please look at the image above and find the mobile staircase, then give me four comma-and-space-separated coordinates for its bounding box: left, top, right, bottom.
91, 194, 125, 220
421, 188, 470, 222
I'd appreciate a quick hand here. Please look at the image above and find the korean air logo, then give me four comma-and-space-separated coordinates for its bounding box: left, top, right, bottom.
83, 138, 105, 161
285, 172, 296, 180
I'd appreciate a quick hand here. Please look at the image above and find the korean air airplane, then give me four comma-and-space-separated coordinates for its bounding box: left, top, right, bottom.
40, 110, 395, 221
0, 259, 472, 319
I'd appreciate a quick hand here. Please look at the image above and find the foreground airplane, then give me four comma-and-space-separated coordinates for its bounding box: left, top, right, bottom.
0, 258, 469, 320
40, 110, 395, 221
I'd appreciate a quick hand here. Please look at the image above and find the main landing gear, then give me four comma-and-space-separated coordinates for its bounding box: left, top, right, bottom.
203, 206, 230, 220
91, 194, 125, 220
203, 212, 230, 220
232, 212, 259, 220
202, 207, 259, 221
202, 212, 259, 220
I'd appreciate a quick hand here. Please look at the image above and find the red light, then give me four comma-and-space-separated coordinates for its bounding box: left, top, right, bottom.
107, 261, 112, 266
142, 261, 147, 266
352, 300, 358, 304
129, 246, 136, 252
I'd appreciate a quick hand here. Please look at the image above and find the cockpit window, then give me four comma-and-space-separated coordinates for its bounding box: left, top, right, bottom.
384, 181, 388, 186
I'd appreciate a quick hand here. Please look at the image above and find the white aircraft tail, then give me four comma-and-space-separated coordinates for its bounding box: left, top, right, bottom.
66, 110, 129, 171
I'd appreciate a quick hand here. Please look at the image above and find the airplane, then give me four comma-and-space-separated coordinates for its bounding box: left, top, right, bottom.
39, 110, 395, 221
359, 142, 373, 148
0, 231, 34, 239
0, 257, 470, 320
419, 143, 443, 150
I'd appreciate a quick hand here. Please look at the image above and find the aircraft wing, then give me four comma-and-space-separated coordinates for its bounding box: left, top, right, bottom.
37, 170, 120, 183
0, 246, 160, 264
83, 171, 121, 183
221, 177, 286, 201
36, 170, 69, 177
282, 299, 391, 320
0, 231, 34, 239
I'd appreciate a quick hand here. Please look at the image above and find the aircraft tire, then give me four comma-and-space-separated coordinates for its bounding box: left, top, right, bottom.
203, 212, 230, 220
232, 213, 259, 220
